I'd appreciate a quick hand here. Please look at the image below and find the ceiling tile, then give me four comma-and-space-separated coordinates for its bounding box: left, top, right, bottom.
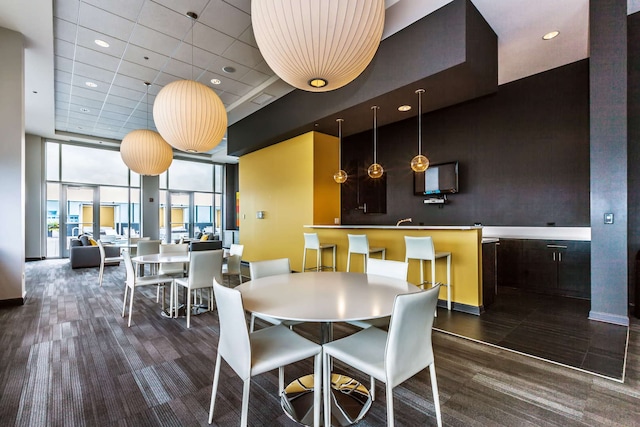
153, 0, 210, 16
122, 44, 169, 70
117, 60, 158, 84
219, 91, 240, 105
200, 0, 251, 39
237, 25, 257, 48
54, 18, 77, 43
253, 60, 273, 75
191, 22, 235, 56
172, 43, 222, 70
129, 24, 182, 57
224, 0, 251, 15
75, 26, 129, 58
238, 69, 270, 87
138, 1, 192, 40
77, 2, 136, 41
74, 45, 122, 72
221, 40, 262, 68
72, 62, 116, 84
54, 0, 79, 21
55, 56, 74, 73
54, 38, 76, 60
83, 0, 145, 21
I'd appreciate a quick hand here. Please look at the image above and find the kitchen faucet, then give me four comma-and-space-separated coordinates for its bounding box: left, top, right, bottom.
396, 218, 412, 226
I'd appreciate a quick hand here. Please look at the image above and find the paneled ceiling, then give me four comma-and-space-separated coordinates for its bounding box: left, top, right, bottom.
1, 0, 639, 163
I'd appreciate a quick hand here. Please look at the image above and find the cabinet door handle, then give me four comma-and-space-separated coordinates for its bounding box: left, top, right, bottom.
559, 252, 562, 262
547, 244, 567, 249
552, 252, 556, 261
363, 202, 367, 214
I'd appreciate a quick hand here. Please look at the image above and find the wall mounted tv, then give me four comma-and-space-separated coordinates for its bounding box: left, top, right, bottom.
414, 161, 459, 195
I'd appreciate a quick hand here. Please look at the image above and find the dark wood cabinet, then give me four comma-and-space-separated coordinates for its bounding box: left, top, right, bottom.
482, 241, 498, 308
497, 238, 590, 299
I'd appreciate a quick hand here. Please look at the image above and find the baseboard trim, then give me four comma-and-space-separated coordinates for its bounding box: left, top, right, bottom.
589, 310, 629, 326
0, 298, 25, 308
26, 257, 46, 262
439, 300, 481, 316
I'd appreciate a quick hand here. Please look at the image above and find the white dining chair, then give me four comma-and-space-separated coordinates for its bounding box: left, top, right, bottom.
405, 236, 452, 310
346, 234, 386, 272
97, 239, 123, 287
174, 249, 223, 328
302, 232, 336, 271
248, 258, 301, 332
323, 285, 442, 427
208, 279, 322, 427
157, 243, 188, 277
222, 243, 244, 285
121, 250, 174, 327
136, 239, 161, 277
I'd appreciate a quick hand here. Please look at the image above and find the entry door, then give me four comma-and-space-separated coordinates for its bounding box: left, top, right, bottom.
61, 185, 98, 257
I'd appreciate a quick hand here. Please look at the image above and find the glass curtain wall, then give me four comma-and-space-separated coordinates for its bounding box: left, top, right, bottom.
159, 159, 223, 242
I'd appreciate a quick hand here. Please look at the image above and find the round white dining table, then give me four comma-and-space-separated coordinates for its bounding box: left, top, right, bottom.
131, 253, 190, 264
236, 271, 421, 427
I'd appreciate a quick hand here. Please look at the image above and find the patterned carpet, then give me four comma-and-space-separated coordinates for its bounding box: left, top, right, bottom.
1, 259, 639, 426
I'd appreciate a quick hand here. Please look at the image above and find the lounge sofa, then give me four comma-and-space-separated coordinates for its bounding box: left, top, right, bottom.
69, 236, 121, 269
189, 239, 223, 251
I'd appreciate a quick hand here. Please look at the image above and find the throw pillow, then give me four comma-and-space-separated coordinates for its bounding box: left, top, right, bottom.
201, 234, 209, 241
79, 235, 91, 246
89, 238, 98, 246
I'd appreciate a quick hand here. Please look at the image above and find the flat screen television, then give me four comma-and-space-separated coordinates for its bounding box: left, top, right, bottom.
414, 161, 459, 195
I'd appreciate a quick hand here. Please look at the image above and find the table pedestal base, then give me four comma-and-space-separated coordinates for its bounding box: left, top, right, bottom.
281, 373, 371, 426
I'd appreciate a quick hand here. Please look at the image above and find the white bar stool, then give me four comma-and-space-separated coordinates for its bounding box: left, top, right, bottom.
346, 234, 386, 272
302, 233, 336, 271
404, 236, 452, 310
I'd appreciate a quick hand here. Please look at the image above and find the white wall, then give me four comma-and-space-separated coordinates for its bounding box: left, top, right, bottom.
0, 27, 25, 302
25, 134, 44, 259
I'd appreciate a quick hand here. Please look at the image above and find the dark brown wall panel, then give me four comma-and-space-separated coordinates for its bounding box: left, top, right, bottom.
341, 60, 590, 227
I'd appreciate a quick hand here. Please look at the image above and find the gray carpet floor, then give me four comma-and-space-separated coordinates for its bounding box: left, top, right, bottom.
1, 259, 639, 426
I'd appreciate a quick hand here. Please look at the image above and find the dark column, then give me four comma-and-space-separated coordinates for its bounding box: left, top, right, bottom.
589, 0, 629, 325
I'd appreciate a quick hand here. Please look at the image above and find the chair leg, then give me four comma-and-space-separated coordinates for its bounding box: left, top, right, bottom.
128, 286, 135, 327
313, 353, 321, 427
363, 254, 367, 273
370, 376, 375, 401
249, 314, 256, 332
386, 383, 395, 427
316, 248, 321, 272
323, 352, 332, 427
332, 246, 336, 271
446, 254, 452, 311
429, 364, 442, 427
186, 289, 192, 328
240, 378, 251, 427
208, 353, 222, 424
99, 262, 104, 286
346, 251, 351, 272
302, 248, 307, 272
278, 366, 284, 395
122, 285, 128, 317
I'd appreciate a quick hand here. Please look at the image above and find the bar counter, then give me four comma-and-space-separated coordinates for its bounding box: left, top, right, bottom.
304, 225, 483, 314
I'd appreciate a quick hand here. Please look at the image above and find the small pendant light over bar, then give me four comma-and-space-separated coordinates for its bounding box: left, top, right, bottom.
333, 118, 348, 183
368, 106, 384, 179
411, 88, 429, 172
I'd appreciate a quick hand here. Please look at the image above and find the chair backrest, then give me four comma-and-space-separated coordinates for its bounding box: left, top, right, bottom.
158, 243, 189, 275
348, 234, 369, 255
97, 239, 106, 262
122, 250, 135, 288
130, 237, 150, 244
188, 250, 223, 288
213, 278, 251, 379
385, 285, 440, 387
137, 239, 161, 256
229, 243, 244, 257
225, 254, 242, 275
303, 233, 320, 250
404, 236, 436, 261
249, 258, 290, 279
366, 258, 408, 280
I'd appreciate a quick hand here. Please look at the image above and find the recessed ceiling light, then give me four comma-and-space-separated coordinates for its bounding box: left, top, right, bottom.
398, 105, 411, 112
542, 31, 559, 40
211, 78, 221, 85
80, 107, 90, 113
222, 66, 236, 73
85, 81, 98, 88
94, 39, 109, 48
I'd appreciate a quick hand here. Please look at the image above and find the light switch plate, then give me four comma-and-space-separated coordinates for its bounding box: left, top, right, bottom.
604, 213, 614, 224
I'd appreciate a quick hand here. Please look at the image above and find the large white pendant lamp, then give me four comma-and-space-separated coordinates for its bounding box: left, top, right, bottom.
120, 82, 173, 176
333, 118, 348, 184
251, 0, 385, 92
152, 12, 227, 153
368, 106, 384, 179
410, 88, 430, 172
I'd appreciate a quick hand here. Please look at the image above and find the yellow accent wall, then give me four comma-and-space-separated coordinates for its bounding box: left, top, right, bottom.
239, 131, 340, 271
100, 206, 114, 228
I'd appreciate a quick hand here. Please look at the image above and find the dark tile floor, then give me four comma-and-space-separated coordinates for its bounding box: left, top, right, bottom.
433, 287, 629, 380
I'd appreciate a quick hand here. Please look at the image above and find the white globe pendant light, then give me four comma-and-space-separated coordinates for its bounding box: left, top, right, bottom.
152, 12, 228, 153
252, 0, 385, 92
120, 82, 173, 176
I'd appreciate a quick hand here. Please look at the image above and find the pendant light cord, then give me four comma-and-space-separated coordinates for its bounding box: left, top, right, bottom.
416, 88, 425, 154
337, 118, 343, 168
372, 106, 379, 163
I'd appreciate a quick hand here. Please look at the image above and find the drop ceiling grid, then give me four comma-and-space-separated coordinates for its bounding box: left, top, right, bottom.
53, 0, 276, 141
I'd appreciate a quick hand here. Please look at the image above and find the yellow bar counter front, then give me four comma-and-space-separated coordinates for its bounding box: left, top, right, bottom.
305, 225, 484, 315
